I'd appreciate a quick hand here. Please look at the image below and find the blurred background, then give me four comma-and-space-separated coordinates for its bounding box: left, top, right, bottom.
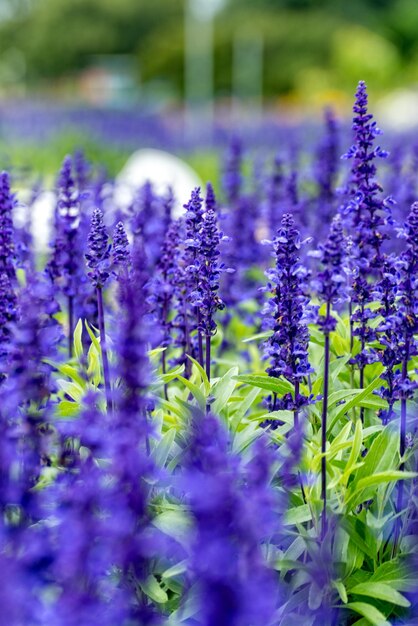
0, 0, 417, 176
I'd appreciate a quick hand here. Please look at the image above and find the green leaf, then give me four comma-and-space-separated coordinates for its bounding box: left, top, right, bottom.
44, 359, 86, 388
332, 580, 348, 604
328, 377, 383, 432
347, 471, 417, 509
350, 582, 411, 608
370, 560, 417, 592
87, 343, 102, 387
330, 356, 350, 382
354, 425, 399, 485
153, 429, 176, 468
73, 319, 83, 360
327, 389, 360, 409
55, 400, 80, 419
356, 471, 417, 491
234, 373, 293, 395
230, 387, 260, 431
343, 418, 362, 484
153, 510, 192, 548
242, 330, 272, 343
161, 560, 188, 579
159, 365, 185, 384
177, 376, 206, 410
187, 356, 210, 394
140, 575, 168, 604
344, 602, 390, 626
284, 504, 312, 526
339, 517, 376, 560
57, 379, 83, 403
212, 367, 239, 414
232, 422, 260, 454
85, 320, 101, 354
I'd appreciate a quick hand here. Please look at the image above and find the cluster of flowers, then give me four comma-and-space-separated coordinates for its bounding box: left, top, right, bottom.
0, 81, 417, 625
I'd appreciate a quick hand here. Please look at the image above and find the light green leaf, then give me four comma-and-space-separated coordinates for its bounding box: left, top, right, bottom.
177, 376, 206, 410
370, 560, 417, 592
346, 470, 417, 510
344, 602, 390, 626
187, 356, 210, 394
73, 319, 83, 360
333, 580, 348, 604
57, 379, 83, 403
212, 367, 239, 414
350, 582, 411, 607
161, 560, 188, 579
355, 425, 399, 485
153, 510, 192, 548
159, 365, 185, 384
242, 330, 272, 343
284, 504, 312, 526
85, 320, 101, 354
328, 377, 383, 432
343, 418, 362, 483
140, 575, 168, 604
153, 429, 176, 468
230, 387, 260, 431
55, 400, 80, 419
234, 373, 293, 395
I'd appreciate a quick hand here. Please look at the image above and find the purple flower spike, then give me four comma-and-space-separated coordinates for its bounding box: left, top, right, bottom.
263, 213, 313, 415
0, 172, 18, 359
312, 214, 349, 333
342, 80, 391, 275
0, 171, 17, 282
85, 209, 111, 288
112, 221, 131, 274
205, 182, 217, 212
181, 412, 279, 626
222, 136, 243, 206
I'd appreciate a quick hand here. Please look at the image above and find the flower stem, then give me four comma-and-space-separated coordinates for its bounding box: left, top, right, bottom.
97, 286, 112, 414
197, 309, 204, 368
68, 295, 74, 358
392, 344, 410, 555
205, 334, 211, 382
321, 302, 331, 539
205, 334, 211, 413
294, 379, 299, 429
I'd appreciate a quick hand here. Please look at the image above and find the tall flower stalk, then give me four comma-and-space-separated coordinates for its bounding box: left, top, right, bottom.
47, 156, 83, 357
184, 187, 205, 367
149, 218, 183, 383
263, 213, 313, 425
342, 81, 392, 421
311, 215, 348, 537
85, 209, 112, 413
193, 192, 229, 382
0, 172, 18, 363
391, 202, 418, 552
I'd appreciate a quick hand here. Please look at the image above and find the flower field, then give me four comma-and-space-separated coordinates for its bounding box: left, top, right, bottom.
0, 81, 417, 626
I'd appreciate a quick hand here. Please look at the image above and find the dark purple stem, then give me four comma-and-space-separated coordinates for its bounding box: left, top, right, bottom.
68, 295, 74, 358
294, 379, 299, 429
97, 286, 113, 414
393, 343, 410, 554
321, 301, 331, 539
205, 334, 211, 382
197, 309, 204, 368
162, 350, 168, 401
205, 334, 211, 413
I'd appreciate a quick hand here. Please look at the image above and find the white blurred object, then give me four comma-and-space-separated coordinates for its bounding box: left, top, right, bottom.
377, 89, 418, 131
115, 148, 202, 216
15, 189, 56, 253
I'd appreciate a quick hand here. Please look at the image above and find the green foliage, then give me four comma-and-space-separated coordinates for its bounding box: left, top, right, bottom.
1, 0, 416, 98
49, 307, 418, 625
